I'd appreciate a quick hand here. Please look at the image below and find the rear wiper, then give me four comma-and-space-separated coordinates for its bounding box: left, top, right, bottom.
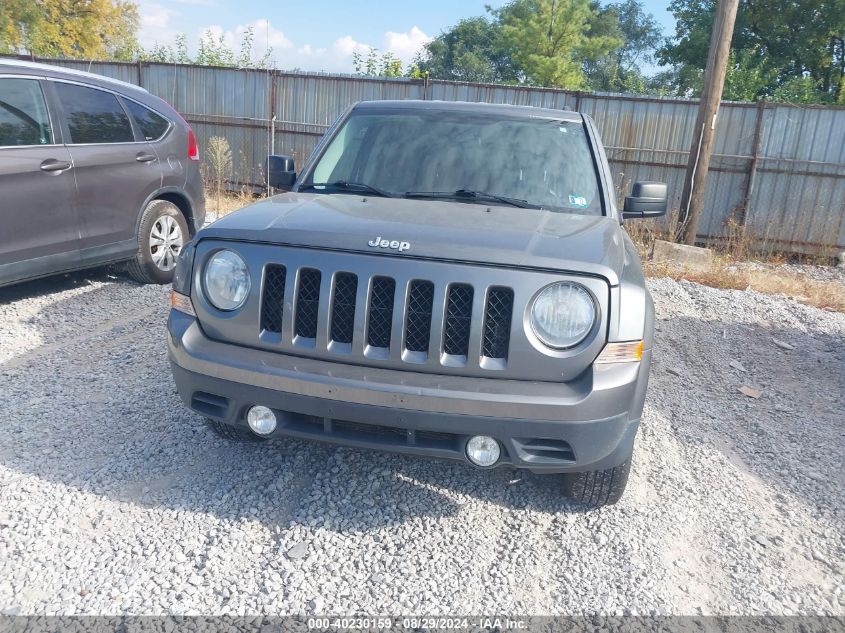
404, 189, 539, 209
300, 180, 396, 198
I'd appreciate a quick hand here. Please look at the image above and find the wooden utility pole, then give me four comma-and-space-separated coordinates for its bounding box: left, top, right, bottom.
678, 0, 741, 245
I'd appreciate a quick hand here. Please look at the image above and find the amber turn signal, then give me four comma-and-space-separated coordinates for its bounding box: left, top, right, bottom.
595, 340, 643, 363
170, 290, 196, 317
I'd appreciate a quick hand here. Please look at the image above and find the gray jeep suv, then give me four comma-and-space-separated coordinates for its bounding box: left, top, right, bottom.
167, 100, 666, 507
0, 59, 205, 287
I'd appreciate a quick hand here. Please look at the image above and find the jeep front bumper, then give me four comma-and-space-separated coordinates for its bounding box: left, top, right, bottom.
168, 311, 651, 474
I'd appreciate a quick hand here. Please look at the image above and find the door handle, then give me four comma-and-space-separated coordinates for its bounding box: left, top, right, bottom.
40, 159, 72, 173
136, 153, 157, 163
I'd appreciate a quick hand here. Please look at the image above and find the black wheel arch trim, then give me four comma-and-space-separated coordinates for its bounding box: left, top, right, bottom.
135, 187, 200, 239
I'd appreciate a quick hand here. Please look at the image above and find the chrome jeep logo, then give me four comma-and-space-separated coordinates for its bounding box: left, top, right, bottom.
368, 236, 411, 253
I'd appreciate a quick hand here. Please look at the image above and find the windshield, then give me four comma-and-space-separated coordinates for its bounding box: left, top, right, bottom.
303, 109, 603, 215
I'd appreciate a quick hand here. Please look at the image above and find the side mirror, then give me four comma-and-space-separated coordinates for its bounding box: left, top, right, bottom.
267, 154, 296, 190
623, 181, 668, 219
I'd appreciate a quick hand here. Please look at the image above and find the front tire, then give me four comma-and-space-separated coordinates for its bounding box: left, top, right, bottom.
561, 457, 631, 508
204, 419, 266, 442
127, 200, 189, 284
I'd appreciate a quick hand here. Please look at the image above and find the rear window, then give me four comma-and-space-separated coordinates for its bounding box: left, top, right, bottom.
124, 99, 170, 141
0, 78, 53, 146
54, 82, 134, 144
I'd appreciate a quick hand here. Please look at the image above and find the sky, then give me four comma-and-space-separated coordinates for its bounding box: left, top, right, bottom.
135, 0, 676, 73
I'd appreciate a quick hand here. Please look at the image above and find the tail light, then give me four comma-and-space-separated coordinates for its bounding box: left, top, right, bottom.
158, 97, 199, 162
187, 127, 199, 161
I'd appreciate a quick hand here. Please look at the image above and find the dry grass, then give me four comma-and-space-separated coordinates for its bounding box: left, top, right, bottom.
623, 206, 845, 313
205, 136, 233, 213
205, 189, 261, 216
643, 258, 845, 313
199, 135, 269, 218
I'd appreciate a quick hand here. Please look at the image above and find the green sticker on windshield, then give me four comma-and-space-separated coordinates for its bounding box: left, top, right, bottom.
569, 195, 588, 208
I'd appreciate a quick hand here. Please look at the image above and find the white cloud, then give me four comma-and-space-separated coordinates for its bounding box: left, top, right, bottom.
332, 35, 371, 59
142, 6, 171, 30
286, 29, 428, 73
136, 1, 179, 48
235, 19, 293, 52
383, 26, 431, 65
201, 24, 225, 40
194, 20, 292, 61
282, 36, 372, 73
135, 12, 428, 74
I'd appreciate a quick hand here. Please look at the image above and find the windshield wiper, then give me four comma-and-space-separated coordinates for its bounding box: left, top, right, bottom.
300, 180, 396, 198
404, 189, 539, 209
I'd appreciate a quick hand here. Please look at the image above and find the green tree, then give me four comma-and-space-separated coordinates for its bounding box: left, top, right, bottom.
494, 0, 623, 88
143, 27, 273, 68
195, 30, 236, 67
583, 0, 663, 92
416, 17, 523, 83
647, 66, 699, 95
377, 0, 665, 90
145, 33, 191, 64
658, 0, 845, 103
772, 76, 827, 103
0, 0, 140, 60
721, 47, 775, 101
352, 49, 404, 77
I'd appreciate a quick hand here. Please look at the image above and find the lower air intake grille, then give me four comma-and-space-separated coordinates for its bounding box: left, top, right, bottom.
482, 286, 514, 359
404, 280, 434, 352
367, 277, 395, 348
330, 272, 358, 344
294, 268, 321, 338
261, 265, 286, 333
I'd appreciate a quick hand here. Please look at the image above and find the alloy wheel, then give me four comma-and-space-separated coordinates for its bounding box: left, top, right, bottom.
149, 215, 184, 271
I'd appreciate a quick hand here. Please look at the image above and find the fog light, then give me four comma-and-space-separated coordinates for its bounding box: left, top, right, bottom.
247, 405, 277, 435
466, 435, 500, 467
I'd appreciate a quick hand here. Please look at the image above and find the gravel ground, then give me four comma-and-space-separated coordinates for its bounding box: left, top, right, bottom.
0, 268, 843, 616
730, 261, 845, 286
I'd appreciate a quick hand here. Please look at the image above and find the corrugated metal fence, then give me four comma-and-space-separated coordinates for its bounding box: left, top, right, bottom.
15, 57, 845, 254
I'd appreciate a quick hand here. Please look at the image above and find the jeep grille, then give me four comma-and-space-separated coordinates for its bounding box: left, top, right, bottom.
366, 276, 395, 349
260, 264, 286, 334
330, 272, 358, 345
404, 280, 435, 354
294, 268, 321, 340
482, 287, 514, 360
442, 284, 473, 356
261, 267, 514, 366
195, 242, 609, 382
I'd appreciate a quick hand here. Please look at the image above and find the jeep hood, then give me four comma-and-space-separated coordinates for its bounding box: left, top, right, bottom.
199, 193, 628, 285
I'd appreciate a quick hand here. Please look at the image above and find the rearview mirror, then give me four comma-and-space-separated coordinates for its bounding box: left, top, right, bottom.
267, 154, 296, 190
623, 181, 667, 219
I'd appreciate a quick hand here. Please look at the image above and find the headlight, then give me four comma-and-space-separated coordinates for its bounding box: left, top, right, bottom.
529, 282, 596, 349
203, 249, 251, 311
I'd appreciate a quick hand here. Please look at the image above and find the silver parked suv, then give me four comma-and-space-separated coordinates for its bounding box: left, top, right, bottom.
168, 101, 667, 507
0, 60, 205, 287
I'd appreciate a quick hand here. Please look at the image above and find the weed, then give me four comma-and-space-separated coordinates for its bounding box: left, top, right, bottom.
205, 136, 233, 212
